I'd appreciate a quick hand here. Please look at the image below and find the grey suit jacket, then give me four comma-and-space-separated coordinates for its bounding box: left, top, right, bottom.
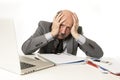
22, 21, 103, 58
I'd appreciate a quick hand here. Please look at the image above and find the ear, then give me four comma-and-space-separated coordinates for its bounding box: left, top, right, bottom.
77, 26, 83, 35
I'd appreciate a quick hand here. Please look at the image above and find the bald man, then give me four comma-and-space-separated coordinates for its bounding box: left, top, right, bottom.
22, 10, 103, 58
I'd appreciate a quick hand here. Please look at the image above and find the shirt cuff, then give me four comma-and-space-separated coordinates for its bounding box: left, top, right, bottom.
76, 34, 86, 45
44, 32, 54, 42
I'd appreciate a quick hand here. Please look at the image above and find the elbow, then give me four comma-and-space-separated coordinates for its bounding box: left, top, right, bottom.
95, 51, 104, 59
21, 45, 31, 55
96, 47, 104, 58
21, 41, 33, 55
85, 49, 104, 59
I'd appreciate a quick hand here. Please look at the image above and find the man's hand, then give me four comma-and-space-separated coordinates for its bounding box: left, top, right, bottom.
51, 12, 65, 37
71, 13, 80, 39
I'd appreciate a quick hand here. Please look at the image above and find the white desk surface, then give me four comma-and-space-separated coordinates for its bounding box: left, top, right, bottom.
0, 63, 120, 80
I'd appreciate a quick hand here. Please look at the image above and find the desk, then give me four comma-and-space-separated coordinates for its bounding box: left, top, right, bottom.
0, 63, 120, 80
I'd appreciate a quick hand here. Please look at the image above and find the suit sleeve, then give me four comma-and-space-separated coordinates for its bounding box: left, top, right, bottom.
78, 38, 104, 58
77, 27, 104, 58
21, 21, 49, 55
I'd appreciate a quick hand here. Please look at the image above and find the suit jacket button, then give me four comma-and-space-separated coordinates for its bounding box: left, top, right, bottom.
40, 42, 43, 44
36, 44, 40, 47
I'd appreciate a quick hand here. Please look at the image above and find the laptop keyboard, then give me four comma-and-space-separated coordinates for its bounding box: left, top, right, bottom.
20, 62, 35, 69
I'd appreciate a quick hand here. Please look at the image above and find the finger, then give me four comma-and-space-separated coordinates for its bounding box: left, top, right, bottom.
55, 12, 63, 20
55, 11, 62, 18
72, 15, 78, 30
53, 12, 62, 21
73, 13, 79, 25
56, 14, 64, 22
59, 17, 66, 24
73, 13, 78, 23
72, 15, 76, 26
56, 11, 62, 17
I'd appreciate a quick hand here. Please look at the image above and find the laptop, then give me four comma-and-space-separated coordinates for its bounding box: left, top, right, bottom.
0, 18, 55, 75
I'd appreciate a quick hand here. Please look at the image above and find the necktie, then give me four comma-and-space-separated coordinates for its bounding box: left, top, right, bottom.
55, 39, 63, 54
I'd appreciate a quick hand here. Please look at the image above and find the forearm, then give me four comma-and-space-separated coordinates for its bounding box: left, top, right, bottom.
22, 35, 49, 55
77, 35, 103, 58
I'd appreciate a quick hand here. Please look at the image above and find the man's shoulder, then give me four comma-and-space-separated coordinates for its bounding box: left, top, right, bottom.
38, 21, 52, 27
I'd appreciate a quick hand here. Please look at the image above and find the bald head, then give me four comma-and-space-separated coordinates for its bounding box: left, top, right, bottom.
62, 10, 73, 17
58, 10, 74, 27
57, 10, 73, 19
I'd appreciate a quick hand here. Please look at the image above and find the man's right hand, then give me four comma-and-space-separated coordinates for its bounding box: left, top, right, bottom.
51, 12, 65, 37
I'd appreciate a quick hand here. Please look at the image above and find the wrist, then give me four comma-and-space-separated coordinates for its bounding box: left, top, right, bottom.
72, 32, 80, 39
45, 32, 54, 42
51, 31, 57, 37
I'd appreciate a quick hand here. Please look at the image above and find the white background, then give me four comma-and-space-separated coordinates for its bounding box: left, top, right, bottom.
0, 0, 120, 58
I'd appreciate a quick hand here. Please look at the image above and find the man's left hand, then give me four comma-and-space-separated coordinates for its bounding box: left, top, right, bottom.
71, 13, 80, 39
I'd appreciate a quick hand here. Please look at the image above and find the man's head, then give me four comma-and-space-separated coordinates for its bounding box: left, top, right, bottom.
56, 10, 74, 39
